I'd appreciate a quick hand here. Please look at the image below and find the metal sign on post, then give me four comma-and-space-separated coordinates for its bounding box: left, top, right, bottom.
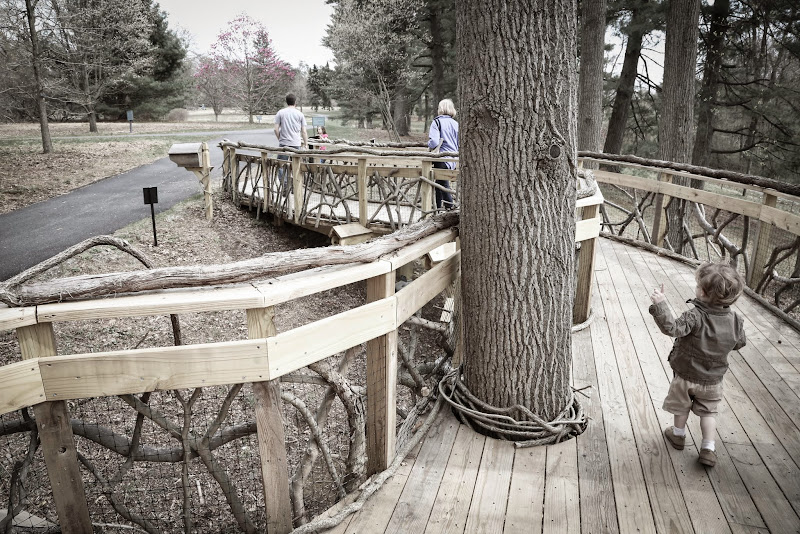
312, 116, 326, 128
143, 186, 158, 246
127, 110, 134, 133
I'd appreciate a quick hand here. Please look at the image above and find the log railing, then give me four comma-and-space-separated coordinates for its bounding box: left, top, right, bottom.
580, 153, 800, 317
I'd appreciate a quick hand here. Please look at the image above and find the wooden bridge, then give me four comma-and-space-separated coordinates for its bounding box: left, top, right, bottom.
2, 146, 800, 532
319, 237, 800, 534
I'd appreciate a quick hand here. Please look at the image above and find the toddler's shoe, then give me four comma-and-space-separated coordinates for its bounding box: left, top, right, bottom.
664, 427, 685, 450
699, 448, 717, 467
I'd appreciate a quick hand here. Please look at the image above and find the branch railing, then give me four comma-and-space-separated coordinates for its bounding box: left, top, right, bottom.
221, 142, 460, 232
580, 152, 800, 316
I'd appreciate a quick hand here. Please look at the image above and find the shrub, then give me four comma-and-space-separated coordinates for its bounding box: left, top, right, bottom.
166, 108, 189, 122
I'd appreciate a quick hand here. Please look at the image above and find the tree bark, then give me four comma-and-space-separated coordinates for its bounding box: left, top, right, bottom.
659, 0, 701, 251
429, 2, 445, 105
458, 0, 577, 422
578, 0, 608, 166
24, 0, 53, 154
691, 0, 730, 169
603, 0, 650, 155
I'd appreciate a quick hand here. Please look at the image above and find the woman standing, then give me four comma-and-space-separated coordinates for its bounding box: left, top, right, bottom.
427, 99, 459, 210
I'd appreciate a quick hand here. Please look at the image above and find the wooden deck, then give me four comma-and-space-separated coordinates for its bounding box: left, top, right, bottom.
322, 237, 800, 534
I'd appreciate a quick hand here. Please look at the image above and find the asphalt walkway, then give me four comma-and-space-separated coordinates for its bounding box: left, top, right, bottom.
0, 128, 275, 281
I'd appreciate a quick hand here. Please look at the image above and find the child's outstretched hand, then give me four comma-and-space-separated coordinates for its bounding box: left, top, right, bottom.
650, 284, 666, 304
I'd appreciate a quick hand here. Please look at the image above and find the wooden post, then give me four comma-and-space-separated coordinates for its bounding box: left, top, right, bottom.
573, 203, 599, 323
221, 146, 229, 191
292, 155, 303, 224
231, 151, 239, 205
17, 324, 92, 533
357, 157, 369, 227
421, 160, 433, 216
365, 272, 397, 475
748, 192, 778, 288
246, 308, 293, 534
650, 172, 673, 247
201, 142, 212, 221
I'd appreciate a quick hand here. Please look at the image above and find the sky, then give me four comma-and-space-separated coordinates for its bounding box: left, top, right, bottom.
156, 0, 336, 68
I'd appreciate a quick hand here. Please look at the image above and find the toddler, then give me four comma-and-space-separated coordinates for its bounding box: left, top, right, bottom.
649, 262, 746, 467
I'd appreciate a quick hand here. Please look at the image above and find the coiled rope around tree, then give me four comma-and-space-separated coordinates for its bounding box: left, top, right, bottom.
438, 368, 587, 448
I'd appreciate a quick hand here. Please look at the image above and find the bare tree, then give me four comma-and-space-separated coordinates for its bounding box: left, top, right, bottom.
578, 0, 608, 166
23, 0, 52, 152
658, 0, 701, 251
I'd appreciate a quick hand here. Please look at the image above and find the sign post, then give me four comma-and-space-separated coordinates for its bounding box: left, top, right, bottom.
127, 110, 134, 133
143, 186, 158, 246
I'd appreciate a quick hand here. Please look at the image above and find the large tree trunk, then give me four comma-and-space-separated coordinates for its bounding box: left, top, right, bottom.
428, 2, 445, 105
659, 0, 701, 251
691, 0, 730, 169
25, 0, 53, 154
458, 0, 577, 422
602, 0, 650, 155
578, 0, 608, 166
392, 86, 410, 137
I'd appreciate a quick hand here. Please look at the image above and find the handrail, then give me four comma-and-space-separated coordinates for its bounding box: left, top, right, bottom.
582, 154, 800, 310
0, 232, 458, 416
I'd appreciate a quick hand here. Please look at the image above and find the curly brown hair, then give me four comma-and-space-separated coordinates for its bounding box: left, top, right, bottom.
695, 262, 744, 306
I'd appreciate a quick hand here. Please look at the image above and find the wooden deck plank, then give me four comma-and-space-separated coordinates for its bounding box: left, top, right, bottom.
341, 445, 420, 534
462, 438, 515, 534
589, 266, 658, 534
424, 424, 486, 534
596, 245, 696, 533
602, 240, 730, 534
384, 414, 461, 534
571, 326, 620, 534
727, 443, 800, 533
624, 242, 767, 530
503, 446, 546, 534
542, 439, 580, 534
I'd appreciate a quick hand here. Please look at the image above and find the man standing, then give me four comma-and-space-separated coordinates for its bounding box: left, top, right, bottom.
274, 93, 308, 192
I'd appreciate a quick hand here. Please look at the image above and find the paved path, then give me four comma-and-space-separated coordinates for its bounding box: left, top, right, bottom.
0, 129, 274, 281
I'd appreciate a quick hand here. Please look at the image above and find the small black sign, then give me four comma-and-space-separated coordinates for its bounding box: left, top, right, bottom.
143, 187, 158, 204
127, 110, 134, 122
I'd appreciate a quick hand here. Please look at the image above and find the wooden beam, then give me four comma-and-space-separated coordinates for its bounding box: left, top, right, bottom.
37, 285, 264, 323
365, 272, 397, 475
748, 193, 778, 288
267, 298, 396, 378
358, 157, 369, 226
396, 252, 460, 324
247, 308, 293, 534
650, 172, 672, 248
0, 359, 45, 415
38, 339, 270, 401
381, 228, 459, 272
17, 324, 92, 533
0, 305, 37, 331
575, 216, 601, 243
292, 155, 303, 224
594, 169, 761, 218
421, 160, 433, 215
573, 204, 600, 323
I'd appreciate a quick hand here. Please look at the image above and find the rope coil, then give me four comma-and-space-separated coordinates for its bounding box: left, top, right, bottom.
438, 368, 587, 448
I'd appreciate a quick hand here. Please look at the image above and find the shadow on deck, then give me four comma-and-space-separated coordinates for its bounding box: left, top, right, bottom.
321, 237, 800, 534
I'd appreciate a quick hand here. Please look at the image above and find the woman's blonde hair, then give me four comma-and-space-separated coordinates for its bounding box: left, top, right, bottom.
695, 262, 744, 306
437, 98, 457, 118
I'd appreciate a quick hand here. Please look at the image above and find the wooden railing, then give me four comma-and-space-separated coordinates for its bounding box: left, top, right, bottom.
221, 143, 459, 233
0, 228, 458, 533
581, 153, 800, 316
220, 144, 605, 323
